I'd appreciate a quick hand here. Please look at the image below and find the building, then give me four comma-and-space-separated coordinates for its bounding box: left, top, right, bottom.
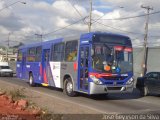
0, 47, 17, 62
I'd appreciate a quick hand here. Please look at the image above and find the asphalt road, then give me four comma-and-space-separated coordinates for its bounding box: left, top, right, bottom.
0, 77, 160, 114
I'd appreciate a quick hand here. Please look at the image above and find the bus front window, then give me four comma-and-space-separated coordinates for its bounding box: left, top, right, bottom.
92, 44, 133, 73
92, 44, 113, 71
115, 48, 133, 73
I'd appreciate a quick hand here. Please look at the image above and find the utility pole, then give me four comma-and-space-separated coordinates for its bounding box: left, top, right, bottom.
141, 5, 153, 76
35, 34, 43, 43
89, 0, 92, 32
6, 33, 11, 62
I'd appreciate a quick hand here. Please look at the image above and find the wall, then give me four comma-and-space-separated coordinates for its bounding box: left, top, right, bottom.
133, 47, 160, 86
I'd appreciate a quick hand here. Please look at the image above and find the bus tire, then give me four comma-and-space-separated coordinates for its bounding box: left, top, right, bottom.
29, 73, 35, 87
63, 78, 77, 97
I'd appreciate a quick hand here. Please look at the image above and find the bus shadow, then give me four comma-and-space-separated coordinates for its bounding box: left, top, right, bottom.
78, 88, 142, 101
33, 84, 63, 92
33, 84, 142, 100
48, 86, 63, 92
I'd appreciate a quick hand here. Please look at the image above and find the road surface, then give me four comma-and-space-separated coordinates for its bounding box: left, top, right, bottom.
0, 77, 160, 115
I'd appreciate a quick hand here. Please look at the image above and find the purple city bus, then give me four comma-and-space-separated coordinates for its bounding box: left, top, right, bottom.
16, 32, 134, 96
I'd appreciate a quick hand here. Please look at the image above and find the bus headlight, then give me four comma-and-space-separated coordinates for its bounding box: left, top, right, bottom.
126, 78, 134, 85
90, 75, 102, 85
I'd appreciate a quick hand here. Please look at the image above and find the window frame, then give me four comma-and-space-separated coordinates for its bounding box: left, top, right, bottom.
146, 72, 159, 80
35, 46, 42, 62
17, 50, 23, 62
27, 47, 36, 62
28, 47, 36, 55
51, 42, 65, 61
65, 40, 78, 62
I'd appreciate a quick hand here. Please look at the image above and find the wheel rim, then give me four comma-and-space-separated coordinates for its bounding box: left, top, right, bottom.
67, 81, 73, 93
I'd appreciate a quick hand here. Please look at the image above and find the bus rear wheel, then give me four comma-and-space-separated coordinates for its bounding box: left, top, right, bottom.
64, 78, 77, 97
29, 73, 35, 87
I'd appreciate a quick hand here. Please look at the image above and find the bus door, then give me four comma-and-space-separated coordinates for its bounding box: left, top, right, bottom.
42, 49, 50, 85
78, 45, 90, 92
22, 51, 26, 79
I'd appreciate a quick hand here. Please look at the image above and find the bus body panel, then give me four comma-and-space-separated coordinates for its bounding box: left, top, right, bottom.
49, 62, 61, 88
25, 62, 42, 83
89, 82, 133, 94
47, 62, 78, 90
16, 48, 27, 79
60, 62, 78, 91
42, 38, 64, 85
20, 38, 63, 85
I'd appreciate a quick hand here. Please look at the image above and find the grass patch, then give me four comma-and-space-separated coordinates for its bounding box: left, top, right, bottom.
27, 100, 40, 110
40, 112, 63, 120
8, 88, 26, 100
40, 107, 63, 120
0, 88, 6, 95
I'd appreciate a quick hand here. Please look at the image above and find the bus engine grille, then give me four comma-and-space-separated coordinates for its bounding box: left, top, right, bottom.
102, 76, 127, 80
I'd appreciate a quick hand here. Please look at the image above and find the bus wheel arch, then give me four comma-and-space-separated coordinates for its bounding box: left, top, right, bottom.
63, 75, 77, 97
29, 71, 35, 87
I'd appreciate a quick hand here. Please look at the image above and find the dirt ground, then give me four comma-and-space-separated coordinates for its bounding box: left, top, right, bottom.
0, 94, 39, 120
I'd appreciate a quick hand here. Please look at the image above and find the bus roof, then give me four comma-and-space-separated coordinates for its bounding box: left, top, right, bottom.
18, 31, 130, 49
81, 31, 130, 40
19, 38, 63, 49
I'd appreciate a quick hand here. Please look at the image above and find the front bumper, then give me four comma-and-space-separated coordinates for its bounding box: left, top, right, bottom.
89, 82, 134, 94
0, 72, 13, 77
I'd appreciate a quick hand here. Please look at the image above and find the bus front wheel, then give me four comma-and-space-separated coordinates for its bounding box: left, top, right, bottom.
29, 73, 35, 87
64, 78, 77, 97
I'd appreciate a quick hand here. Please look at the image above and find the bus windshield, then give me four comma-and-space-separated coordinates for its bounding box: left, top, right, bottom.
92, 35, 133, 74
115, 48, 133, 73
92, 43, 114, 71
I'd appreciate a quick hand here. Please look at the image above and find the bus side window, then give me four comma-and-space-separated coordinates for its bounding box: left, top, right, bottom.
85, 48, 89, 67
80, 47, 89, 78
80, 48, 84, 79
80, 48, 84, 66
85, 48, 89, 78
51, 43, 64, 61
65, 40, 78, 62
27, 47, 36, 62
17, 50, 23, 62
35, 46, 42, 62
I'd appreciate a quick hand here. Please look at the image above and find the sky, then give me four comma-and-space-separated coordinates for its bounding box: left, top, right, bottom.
0, 0, 160, 47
